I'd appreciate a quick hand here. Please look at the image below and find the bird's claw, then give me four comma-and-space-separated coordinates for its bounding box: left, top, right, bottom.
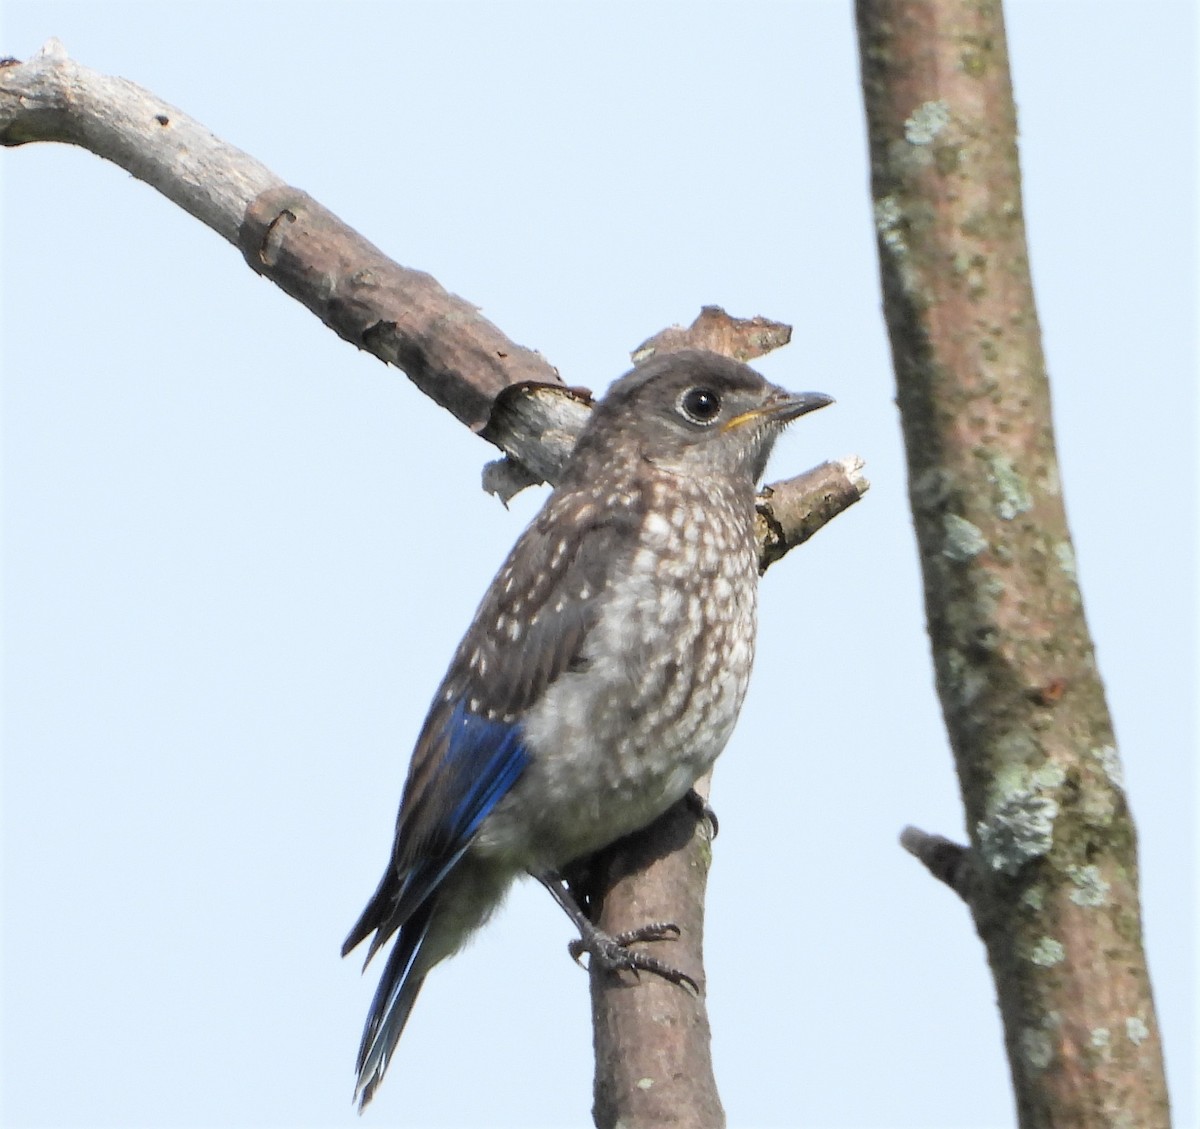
684, 788, 719, 839
567, 920, 698, 994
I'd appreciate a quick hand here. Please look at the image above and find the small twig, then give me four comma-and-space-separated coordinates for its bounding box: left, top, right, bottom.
900, 826, 973, 903
757, 457, 869, 573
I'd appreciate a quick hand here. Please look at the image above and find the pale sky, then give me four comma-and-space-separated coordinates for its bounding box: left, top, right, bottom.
2, 3, 1196, 1127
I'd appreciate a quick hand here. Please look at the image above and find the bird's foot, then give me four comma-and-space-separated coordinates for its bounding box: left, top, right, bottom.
568, 920, 698, 994
684, 788, 719, 839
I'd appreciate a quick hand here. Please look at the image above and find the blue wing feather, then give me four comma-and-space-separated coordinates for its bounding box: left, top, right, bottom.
444, 700, 529, 842
343, 696, 529, 958
384, 701, 528, 928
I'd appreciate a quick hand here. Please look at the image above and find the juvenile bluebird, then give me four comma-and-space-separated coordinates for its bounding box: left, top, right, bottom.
343, 349, 832, 1106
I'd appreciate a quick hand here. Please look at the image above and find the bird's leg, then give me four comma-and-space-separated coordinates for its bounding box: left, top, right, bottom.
533, 870, 698, 993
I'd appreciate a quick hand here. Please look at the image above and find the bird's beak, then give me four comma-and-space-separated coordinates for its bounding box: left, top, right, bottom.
721, 389, 834, 432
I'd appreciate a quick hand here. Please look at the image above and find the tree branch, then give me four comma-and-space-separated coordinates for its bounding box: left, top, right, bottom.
856, 2, 1169, 1126
1, 39, 865, 538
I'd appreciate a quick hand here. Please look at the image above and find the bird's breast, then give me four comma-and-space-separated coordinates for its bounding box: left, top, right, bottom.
481, 478, 760, 867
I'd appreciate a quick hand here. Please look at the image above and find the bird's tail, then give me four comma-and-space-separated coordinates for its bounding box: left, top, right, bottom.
351, 899, 435, 1110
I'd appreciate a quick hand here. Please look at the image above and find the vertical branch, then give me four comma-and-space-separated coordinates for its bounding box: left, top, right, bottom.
584, 795, 724, 1129
581, 310, 867, 1129
855, 2, 1170, 1126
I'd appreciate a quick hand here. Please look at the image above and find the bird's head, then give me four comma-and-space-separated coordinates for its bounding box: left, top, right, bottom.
569, 349, 833, 487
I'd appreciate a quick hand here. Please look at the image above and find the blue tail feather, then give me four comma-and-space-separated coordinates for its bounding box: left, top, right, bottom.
354, 899, 435, 1109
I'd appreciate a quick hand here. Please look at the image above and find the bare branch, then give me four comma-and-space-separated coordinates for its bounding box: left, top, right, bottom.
1, 41, 865, 570
237, 186, 559, 433
757, 456, 869, 573
1, 39, 275, 239
0, 39, 560, 439
856, 2, 1169, 1125
581, 798, 723, 1129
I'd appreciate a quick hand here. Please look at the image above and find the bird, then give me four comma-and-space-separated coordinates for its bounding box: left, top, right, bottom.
342, 348, 832, 1107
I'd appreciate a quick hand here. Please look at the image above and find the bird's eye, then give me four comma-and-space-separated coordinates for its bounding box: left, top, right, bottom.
678, 387, 722, 425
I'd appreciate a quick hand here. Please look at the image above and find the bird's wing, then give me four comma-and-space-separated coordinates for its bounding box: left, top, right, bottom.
342, 491, 641, 959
